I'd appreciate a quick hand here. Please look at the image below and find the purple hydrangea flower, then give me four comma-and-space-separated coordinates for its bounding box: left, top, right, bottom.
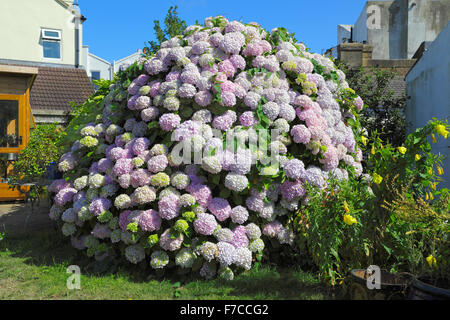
138, 209, 161, 232
54, 188, 78, 206
208, 198, 232, 222
230, 226, 249, 248
158, 193, 181, 220
193, 213, 217, 236
89, 197, 112, 216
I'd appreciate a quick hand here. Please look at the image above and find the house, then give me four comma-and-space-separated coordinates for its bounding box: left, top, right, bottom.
82, 47, 144, 82
0, 0, 95, 125
112, 49, 143, 75
405, 23, 450, 189
0, 0, 96, 200
82, 46, 114, 82
325, 0, 450, 109
329, 0, 449, 60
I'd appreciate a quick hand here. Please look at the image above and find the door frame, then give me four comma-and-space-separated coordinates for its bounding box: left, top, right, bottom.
0, 93, 27, 153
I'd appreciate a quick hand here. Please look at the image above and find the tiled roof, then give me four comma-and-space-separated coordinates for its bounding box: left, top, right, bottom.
388, 75, 406, 100
30, 66, 94, 113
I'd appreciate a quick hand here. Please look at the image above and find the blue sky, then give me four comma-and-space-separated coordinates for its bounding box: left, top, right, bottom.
80, 0, 366, 62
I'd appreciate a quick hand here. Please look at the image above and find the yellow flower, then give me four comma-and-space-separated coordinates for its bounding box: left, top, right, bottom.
415, 154, 421, 161
429, 192, 434, 200
437, 166, 444, 175
426, 254, 437, 268
425, 193, 429, 200
432, 134, 437, 143
371, 145, 376, 155
343, 201, 350, 213
361, 136, 368, 146
373, 173, 383, 185
343, 214, 357, 226
397, 147, 407, 154
436, 124, 449, 139
428, 167, 433, 175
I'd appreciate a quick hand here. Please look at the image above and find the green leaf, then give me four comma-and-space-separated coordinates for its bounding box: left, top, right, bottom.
208, 147, 217, 156
219, 188, 231, 199
211, 174, 221, 185
233, 193, 243, 205
148, 121, 159, 130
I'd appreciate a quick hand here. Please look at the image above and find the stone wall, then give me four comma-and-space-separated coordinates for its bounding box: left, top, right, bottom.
337, 42, 416, 74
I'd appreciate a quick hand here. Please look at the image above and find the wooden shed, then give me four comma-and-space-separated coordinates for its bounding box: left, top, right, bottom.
0, 64, 38, 200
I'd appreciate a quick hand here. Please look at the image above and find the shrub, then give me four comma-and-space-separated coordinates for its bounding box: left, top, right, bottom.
9, 124, 66, 183
336, 62, 407, 147
60, 79, 112, 153
291, 174, 375, 285
367, 118, 448, 228
48, 16, 368, 280
382, 183, 449, 282
290, 119, 449, 285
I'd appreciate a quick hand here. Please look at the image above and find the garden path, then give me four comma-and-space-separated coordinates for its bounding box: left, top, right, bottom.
0, 201, 53, 235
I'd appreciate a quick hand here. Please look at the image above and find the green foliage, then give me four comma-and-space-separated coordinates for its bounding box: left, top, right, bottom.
363, 119, 450, 282
144, 6, 187, 55
9, 124, 66, 182
290, 175, 375, 285
367, 118, 448, 209
381, 185, 449, 281
337, 62, 407, 147
60, 79, 111, 153
289, 119, 449, 286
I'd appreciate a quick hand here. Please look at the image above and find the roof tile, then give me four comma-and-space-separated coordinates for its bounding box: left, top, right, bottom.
29, 66, 94, 113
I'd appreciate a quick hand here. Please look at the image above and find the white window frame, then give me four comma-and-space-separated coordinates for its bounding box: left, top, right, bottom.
41, 28, 62, 61
91, 70, 101, 80
41, 29, 61, 41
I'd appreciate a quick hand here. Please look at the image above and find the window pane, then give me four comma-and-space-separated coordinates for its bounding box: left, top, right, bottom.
44, 30, 60, 38
0, 100, 19, 148
43, 41, 61, 59
91, 71, 101, 80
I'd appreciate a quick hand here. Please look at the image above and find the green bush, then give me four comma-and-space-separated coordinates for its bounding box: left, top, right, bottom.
289, 119, 449, 285
336, 62, 407, 147
10, 124, 66, 182
59, 78, 111, 153
382, 185, 449, 282
291, 174, 375, 285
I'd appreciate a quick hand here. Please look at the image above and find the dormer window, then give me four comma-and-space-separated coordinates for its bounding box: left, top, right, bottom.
42, 29, 61, 59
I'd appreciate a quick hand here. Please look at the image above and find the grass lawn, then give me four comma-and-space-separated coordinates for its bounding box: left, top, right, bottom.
0, 229, 337, 300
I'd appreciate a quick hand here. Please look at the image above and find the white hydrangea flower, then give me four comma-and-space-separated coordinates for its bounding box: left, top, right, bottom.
73, 175, 88, 190
89, 173, 106, 189
224, 172, 248, 192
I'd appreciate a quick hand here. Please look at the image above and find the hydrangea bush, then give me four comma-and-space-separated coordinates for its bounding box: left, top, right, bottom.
50, 16, 367, 280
